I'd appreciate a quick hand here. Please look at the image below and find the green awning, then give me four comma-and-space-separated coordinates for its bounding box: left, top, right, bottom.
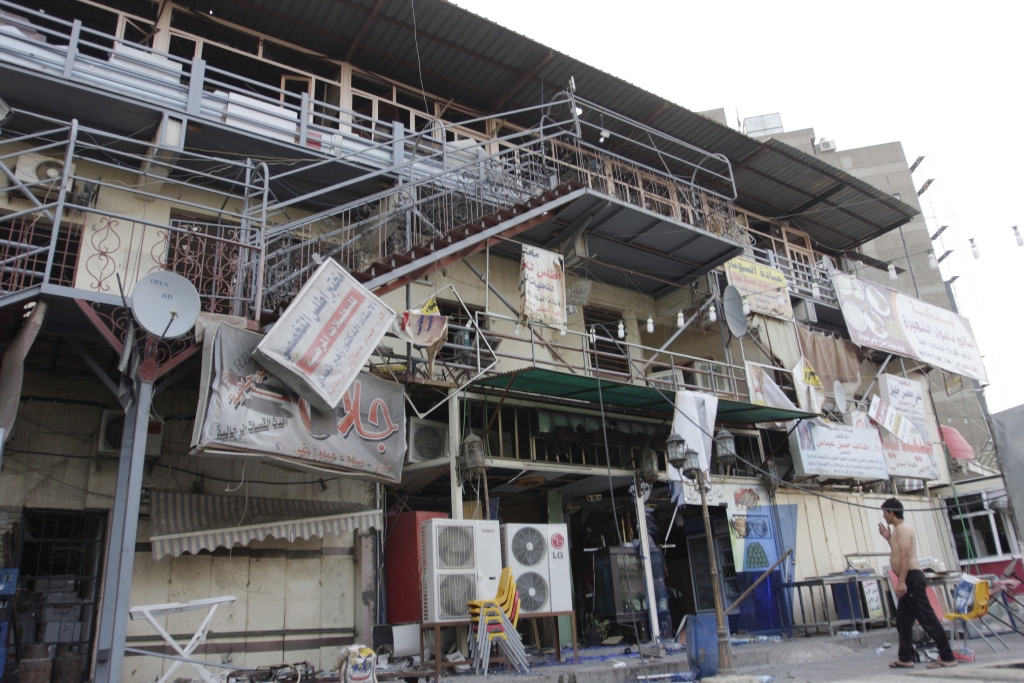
472, 368, 818, 424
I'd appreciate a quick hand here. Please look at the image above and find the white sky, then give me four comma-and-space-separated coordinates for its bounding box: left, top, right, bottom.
450, 0, 1024, 414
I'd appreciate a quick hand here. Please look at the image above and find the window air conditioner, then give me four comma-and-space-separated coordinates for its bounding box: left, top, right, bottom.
421, 519, 502, 622
98, 409, 164, 456
818, 139, 837, 153
500, 523, 572, 614
407, 417, 449, 463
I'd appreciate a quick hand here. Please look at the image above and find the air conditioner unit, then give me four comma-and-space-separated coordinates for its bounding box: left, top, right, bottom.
407, 417, 449, 463
650, 365, 732, 395
14, 153, 76, 198
500, 523, 572, 614
421, 519, 502, 622
98, 409, 164, 456
818, 139, 837, 153
793, 299, 818, 323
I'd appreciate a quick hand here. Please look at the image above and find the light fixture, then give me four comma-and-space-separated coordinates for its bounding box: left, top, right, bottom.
514, 321, 521, 335
714, 429, 737, 469
646, 316, 654, 334
887, 263, 898, 281
666, 433, 700, 477
589, 325, 597, 344
741, 299, 750, 316
599, 129, 612, 144
1014, 226, 1022, 247
970, 238, 980, 260
0, 96, 11, 129
707, 304, 717, 323
559, 326, 567, 336
677, 309, 685, 328
617, 320, 625, 339
777, 290, 787, 306
928, 249, 938, 270
461, 433, 486, 477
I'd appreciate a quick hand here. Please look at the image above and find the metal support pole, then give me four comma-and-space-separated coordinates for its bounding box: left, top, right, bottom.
42, 119, 78, 285
95, 379, 154, 683
448, 390, 463, 519
633, 479, 660, 641
698, 468, 734, 673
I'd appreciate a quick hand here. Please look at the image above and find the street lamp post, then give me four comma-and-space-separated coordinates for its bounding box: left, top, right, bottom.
666, 433, 734, 673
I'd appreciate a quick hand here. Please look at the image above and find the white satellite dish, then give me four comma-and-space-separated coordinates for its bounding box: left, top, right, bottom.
130, 271, 201, 338
722, 285, 748, 338
834, 380, 848, 414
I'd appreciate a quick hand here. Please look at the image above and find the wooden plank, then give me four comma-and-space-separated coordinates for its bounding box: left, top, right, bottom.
321, 554, 356, 629
286, 538, 324, 667
246, 538, 287, 667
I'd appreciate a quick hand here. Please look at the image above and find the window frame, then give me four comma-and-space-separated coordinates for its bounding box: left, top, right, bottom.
945, 490, 1020, 564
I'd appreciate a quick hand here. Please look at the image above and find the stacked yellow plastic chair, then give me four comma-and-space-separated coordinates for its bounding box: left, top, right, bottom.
943, 579, 1010, 652
468, 568, 529, 675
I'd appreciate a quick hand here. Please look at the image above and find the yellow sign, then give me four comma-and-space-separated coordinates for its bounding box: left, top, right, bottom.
724, 257, 794, 320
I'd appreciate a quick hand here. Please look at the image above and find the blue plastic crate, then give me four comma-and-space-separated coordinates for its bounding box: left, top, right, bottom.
0, 569, 17, 596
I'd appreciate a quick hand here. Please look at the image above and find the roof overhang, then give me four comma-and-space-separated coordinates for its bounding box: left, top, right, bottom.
472, 367, 819, 424
183, 0, 919, 252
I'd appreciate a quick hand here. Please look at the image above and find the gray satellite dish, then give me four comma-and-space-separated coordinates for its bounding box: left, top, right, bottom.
834, 380, 848, 414
722, 285, 748, 338
130, 271, 201, 338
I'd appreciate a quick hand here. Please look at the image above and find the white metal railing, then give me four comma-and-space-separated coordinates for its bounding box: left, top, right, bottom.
745, 244, 839, 306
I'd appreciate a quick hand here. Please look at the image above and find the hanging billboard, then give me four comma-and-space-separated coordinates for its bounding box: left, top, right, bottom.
724, 257, 794, 320
196, 323, 406, 483
520, 244, 566, 327
789, 421, 889, 481
830, 273, 987, 382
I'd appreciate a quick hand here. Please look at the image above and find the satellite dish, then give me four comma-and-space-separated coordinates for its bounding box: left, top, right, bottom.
722, 285, 748, 338
130, 271, 201, 338
834, 380, 848, 414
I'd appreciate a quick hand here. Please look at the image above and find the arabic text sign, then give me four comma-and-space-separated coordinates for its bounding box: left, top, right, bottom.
724, 257, 793, 320
789, 421, 889, 480
878, 375, 939, 480
200, 324, 406, 482
831, 273, 987, 382
254, 259, 396, 412
868, 395, 916, 444
520, 245, 566, 326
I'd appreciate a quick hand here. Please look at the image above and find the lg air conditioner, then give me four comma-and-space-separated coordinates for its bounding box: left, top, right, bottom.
500, 523, 572, 614
14, 153, 75, 199
98, 409, 163, 456
421, 519, 501, 622
407, 417, 449, 463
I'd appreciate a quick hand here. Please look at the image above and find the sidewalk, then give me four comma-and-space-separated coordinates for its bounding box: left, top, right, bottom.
415, 628, 1024, 683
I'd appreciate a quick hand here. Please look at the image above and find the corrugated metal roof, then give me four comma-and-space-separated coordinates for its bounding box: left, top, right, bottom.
192, 0, 918, 251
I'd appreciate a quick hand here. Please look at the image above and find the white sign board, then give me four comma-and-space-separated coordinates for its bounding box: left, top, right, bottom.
520, 245, 566, 327
254, 259, 395, 413
831, 273, 987, 382
789, 421, 889, 480
878, 375, 939, 480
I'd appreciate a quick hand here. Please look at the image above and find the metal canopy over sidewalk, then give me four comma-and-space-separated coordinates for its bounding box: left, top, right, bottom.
472, 368, 819, 423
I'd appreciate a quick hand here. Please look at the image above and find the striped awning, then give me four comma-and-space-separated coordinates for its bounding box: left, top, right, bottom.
149, 492, 381, 560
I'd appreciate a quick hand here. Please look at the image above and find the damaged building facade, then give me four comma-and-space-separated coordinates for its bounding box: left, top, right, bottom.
0, 0, 1016, 680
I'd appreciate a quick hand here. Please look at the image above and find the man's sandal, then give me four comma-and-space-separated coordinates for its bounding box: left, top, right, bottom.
889, 661, 915, 668
927, 661, 958, 669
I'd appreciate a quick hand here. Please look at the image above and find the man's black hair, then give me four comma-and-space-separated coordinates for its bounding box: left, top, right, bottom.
881, 497, 904, 519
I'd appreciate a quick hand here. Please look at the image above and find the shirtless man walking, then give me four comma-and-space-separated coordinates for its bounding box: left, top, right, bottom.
878, 498, 957, 669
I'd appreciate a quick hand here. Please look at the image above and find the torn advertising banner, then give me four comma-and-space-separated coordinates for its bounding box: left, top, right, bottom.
724, 257, 793, 320
198, 323, 406, 483
254, 258, 396, 413
830, 272, 987, 382
520, 244, 566, 327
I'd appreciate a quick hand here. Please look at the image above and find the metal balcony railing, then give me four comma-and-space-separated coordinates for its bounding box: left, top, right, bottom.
745, 245, 839, 306
0, 113, 263, 316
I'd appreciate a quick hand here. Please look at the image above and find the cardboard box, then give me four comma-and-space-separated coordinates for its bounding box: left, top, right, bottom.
34, 577, 76, 593
43, 621, 82, 643
43, 604, 81, 622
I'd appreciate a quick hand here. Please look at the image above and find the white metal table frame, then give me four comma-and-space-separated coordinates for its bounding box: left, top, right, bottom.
128, 595, 236, 683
